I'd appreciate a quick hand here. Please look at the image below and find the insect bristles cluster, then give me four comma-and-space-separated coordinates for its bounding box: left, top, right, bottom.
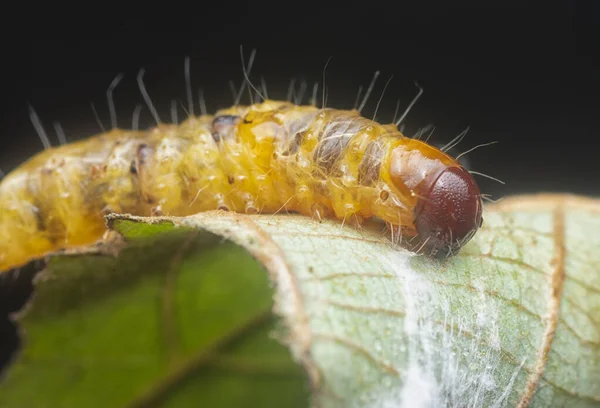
0, 44, 506, 268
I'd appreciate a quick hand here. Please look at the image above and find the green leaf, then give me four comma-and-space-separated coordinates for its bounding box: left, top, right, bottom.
0, 223, 309, 407
0, 194, 598, 407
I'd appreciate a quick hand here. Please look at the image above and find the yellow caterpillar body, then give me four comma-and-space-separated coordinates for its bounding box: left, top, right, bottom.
0, 100, 483, 271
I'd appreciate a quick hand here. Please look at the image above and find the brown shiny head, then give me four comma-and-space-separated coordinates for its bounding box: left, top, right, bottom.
414, 166, 483, 258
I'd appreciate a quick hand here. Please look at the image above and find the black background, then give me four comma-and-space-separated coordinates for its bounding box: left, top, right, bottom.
0, 0, 597, 374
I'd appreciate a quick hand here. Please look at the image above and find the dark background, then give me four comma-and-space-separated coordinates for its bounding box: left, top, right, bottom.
0, 1, 597, 373
1, 1, 598, 198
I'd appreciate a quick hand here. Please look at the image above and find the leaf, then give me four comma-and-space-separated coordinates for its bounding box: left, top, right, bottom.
0, 193, 599, 408
0, 223, 310, 407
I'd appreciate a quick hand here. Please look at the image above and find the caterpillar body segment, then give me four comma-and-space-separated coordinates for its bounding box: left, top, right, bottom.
0, 100, 482, 271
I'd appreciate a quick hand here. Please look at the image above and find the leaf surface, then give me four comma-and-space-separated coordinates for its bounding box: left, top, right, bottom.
0, 194, 598, 408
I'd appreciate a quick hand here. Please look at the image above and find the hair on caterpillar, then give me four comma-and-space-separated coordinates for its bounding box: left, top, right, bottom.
52, 122, 68, 146
27, 104, 51, 150
90, 101, 107, 133
170, 100, 179, 125
354, 85, 364, 110
107, 73, 124, 129
184, 56, 194, 116
132, 104, 143, 131
357, 71, 381, 113
198, 88, 208, 116
287, 78, 296, 102
137, 68, 161, 125
395, 82, 424, 127
455, 141, 498, 161
238, 46, 263, 104
0, 46, 492, 271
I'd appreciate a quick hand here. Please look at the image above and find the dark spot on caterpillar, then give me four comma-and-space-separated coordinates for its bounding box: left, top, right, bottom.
314, 118, 361, 172
218, 205, 230, 211
89, 165, 102, 180
135, 143, 155, 208
212, 115, 240, 142
379, 190, 389, 201
282, 132, 306, 156
212, 116, 238, 126
227, 175, 235, 185
30, 201, 45, 236
312, 181, 327, 195
358, 141, 384, 185
243, 118, 252, 124
137, 144, 152, 166
129, 161, 137, 175
281, 111, 318, 155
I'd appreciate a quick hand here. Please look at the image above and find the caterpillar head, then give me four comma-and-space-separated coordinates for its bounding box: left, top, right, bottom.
412, 165, 483, 258
388, 142, 483, 258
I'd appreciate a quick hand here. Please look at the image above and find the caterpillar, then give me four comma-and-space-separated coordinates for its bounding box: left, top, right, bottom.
0, 61, 483, 272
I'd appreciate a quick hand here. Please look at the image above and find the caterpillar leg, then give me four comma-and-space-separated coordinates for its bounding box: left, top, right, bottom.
341, 212, 364, 229
385, 222, 403, 245
310, 203, 325, 223
349, 213, 365, 228
244, 199, 259, 214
